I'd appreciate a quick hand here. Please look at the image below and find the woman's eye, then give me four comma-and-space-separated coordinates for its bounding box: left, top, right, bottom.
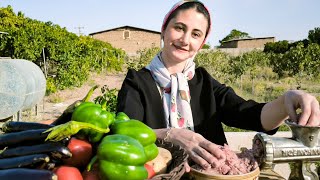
175, 26, 183, 31
192, 33, 201, 38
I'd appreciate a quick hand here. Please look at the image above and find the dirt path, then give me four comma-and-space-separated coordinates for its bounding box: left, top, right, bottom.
35, 72, 126, 122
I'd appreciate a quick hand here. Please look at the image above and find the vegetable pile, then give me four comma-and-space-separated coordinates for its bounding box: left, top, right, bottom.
0, 121, 69, 180
0, 86, 167, 180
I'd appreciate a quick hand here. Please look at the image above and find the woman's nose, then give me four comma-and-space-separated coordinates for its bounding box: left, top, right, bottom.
180, 33, 190, 45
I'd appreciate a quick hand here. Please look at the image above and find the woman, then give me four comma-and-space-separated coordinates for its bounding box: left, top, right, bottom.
117, 0, 320, 171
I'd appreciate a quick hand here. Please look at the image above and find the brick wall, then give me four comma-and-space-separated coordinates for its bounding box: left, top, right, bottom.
237, 38, 275, 48
91, 27, 161, 55
220, 37, 275, 49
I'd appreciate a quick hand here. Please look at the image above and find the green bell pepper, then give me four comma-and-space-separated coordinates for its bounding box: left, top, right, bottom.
115, 112, 130, 122
111, 119, 159, 161
72, 102, 114, 143
97, 134, 148, 180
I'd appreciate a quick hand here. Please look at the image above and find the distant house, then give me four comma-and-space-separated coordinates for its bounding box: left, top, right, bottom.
89, 26, 161, 56
220, 37, 275, 49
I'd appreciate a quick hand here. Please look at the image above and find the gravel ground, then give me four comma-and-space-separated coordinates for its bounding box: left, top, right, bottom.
34, 72, 126, 122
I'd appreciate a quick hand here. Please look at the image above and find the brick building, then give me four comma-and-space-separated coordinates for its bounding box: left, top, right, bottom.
220, 37, 275, 48
89, 26, 161, 56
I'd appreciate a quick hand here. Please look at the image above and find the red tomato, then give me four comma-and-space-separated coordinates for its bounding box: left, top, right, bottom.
145, 163, 156, 179
53, 166, 83, 180
63, 137, 93, 168
82, 168, 100, 180
82, 162, 100, 180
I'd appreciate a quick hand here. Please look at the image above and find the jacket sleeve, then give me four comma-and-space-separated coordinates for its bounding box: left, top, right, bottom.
117, 69, 144, 121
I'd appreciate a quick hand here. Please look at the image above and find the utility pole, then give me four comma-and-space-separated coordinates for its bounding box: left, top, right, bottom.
74, 26, 84, 36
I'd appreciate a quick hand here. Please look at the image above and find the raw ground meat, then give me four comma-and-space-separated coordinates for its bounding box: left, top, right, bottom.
192, 144, 259, 175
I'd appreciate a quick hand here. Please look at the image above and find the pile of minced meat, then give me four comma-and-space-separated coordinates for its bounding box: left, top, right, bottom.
192, 140, 263, 175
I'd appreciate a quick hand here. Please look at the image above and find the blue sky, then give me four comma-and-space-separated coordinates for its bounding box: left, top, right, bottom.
1, 0, 319, 47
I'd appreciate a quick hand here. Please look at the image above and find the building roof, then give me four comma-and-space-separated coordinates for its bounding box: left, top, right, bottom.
221, 37, 275, 43
89, 25, 161, 36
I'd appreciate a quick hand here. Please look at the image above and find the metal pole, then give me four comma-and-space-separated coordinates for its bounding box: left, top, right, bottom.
42, 48, 47, 78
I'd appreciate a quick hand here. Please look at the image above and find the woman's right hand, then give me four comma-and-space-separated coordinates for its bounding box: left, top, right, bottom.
166, 128, 226, 170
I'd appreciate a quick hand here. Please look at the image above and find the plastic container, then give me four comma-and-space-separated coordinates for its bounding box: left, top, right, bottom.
0, 59, 46, 119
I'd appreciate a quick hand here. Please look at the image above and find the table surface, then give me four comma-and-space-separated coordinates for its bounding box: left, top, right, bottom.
259, 169, 286, 180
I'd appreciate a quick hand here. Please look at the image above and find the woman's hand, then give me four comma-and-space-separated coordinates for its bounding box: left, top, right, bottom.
262, 90, 320, 130
284, 90, 320, 126
166, 128, 226, 170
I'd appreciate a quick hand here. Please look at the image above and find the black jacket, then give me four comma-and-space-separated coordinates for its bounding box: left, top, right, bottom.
117, 67, 276, 145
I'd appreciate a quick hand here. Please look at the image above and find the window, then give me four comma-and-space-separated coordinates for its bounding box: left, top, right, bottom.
123, 30, 130, 39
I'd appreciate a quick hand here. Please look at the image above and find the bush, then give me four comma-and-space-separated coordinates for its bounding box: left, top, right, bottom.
125, 46, 160, 71
45, 77, 57, 95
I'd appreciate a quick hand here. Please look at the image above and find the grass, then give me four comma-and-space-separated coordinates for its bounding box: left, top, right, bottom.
47, 93, 64, 103
223, 124, 290, 132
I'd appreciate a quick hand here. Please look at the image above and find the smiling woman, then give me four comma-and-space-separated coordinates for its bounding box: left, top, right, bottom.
116, 0, 320, 174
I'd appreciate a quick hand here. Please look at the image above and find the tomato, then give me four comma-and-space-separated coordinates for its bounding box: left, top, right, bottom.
82, 162, 100, 180
145, 163, 156, 179
53, 166, 83, 180
40, 119, 55, 124
63, 137, 93, 168
82, 169, 100, 180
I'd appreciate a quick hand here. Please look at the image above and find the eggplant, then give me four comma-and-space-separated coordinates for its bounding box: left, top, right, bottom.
0, 129, 49, 148
0, 142, 72, 159
1, 121, 54, 133
45, 162, 56, 170
0, 153, 50, 169
0, 168, 57, 180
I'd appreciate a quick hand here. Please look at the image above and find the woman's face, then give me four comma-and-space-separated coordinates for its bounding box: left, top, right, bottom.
162, 8, 208, 64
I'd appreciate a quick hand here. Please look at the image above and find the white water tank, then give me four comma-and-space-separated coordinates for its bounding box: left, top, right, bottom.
0, 59, 46, 119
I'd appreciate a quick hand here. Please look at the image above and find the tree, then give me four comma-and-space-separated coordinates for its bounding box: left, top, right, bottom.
308, 27, 320, 45
201, 43, 211, 49
219, 29, 251, 44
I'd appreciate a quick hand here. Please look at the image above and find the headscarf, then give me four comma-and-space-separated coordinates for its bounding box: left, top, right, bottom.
146, 0, 211, 130
161, 0, 211, 48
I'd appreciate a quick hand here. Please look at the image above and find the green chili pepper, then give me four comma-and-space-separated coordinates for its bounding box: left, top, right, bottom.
111, 119, 158, 161
97, 134, 148, 180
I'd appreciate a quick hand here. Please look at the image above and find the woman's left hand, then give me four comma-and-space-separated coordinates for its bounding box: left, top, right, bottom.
284, 90, 320, 126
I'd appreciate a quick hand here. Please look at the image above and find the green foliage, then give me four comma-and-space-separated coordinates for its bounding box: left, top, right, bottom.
229, 50, 270, 80
45, 77, 57, 95
94, 85, 119, 112
271, 43, 320, 79
126, 46, 160, 71
308, 27, 320, 45
264, 40, 290, 54
0, 6, 125, 91
195, 50, 231, 83
201, 43, 211, 49
219, 29, 251, 44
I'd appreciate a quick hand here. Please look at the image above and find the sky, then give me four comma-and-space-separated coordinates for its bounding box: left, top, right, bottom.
1, 0, 319, 47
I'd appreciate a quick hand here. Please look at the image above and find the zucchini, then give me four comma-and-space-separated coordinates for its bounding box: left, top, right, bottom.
0, 142, 72, 159
0, 153, 50, 169
1, 121, 53, 133
0, 168, 57, 180
0, 129, 49, 148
